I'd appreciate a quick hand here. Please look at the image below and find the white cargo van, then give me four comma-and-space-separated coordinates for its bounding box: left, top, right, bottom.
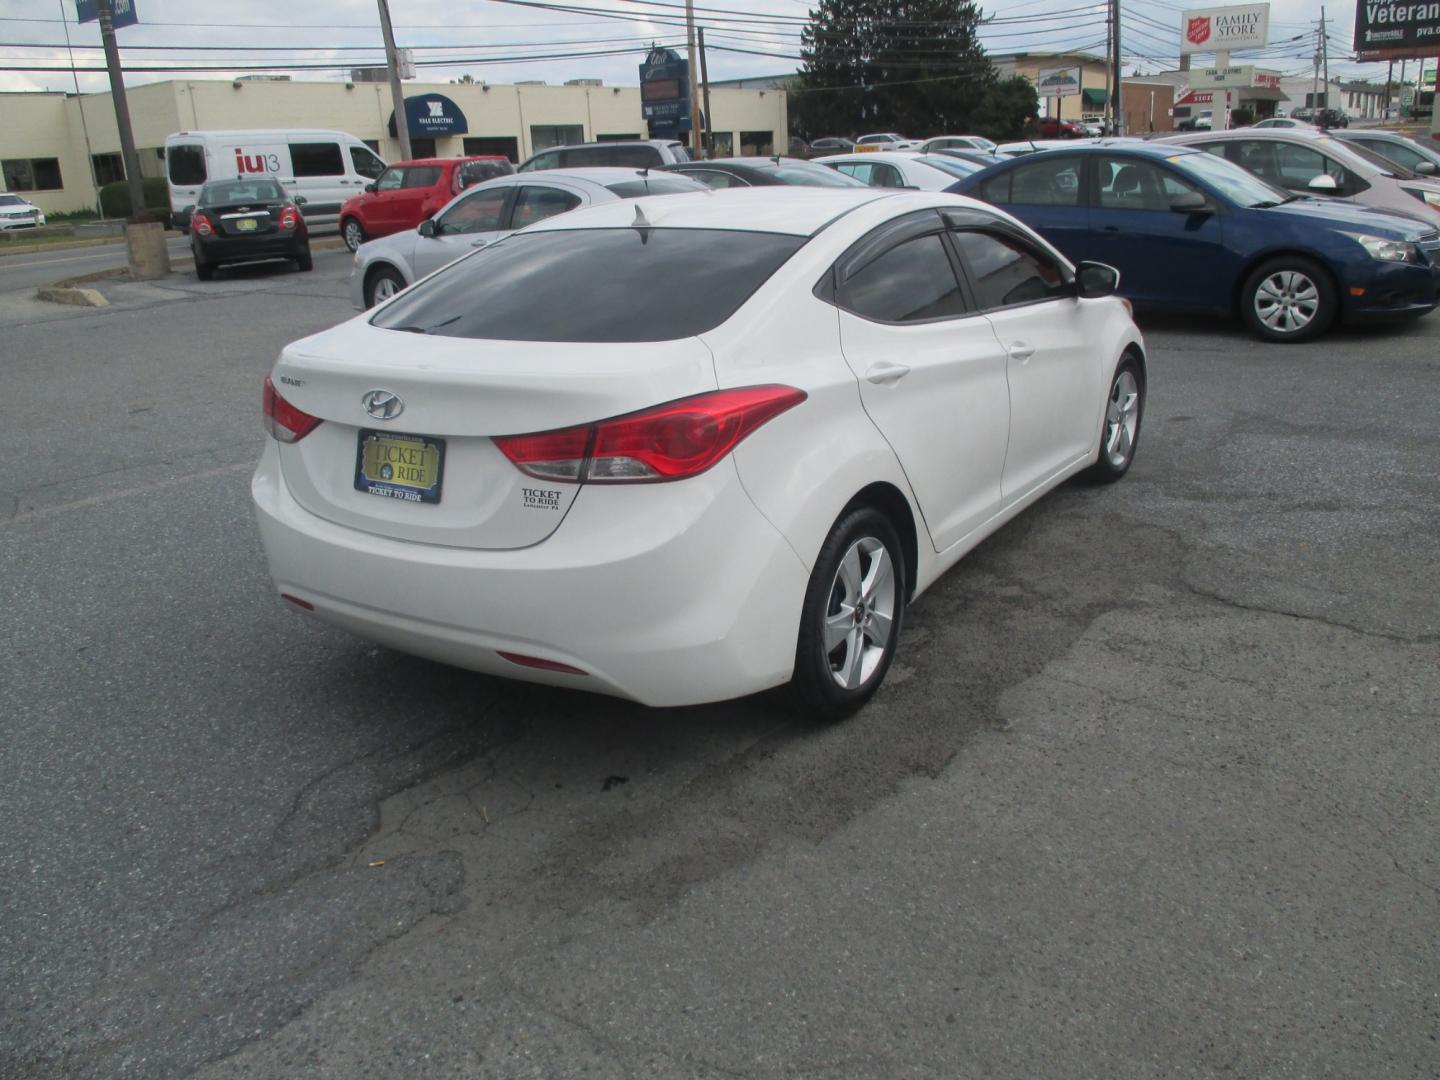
165, 129, 387, 231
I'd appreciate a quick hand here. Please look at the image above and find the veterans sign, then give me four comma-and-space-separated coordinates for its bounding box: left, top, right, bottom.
1179, 4, 1270, 53
1354, 1, 1440, 60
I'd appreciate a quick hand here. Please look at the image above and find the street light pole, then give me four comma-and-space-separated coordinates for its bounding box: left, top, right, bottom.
377, 0, 411, 160
96, 0, 144, 219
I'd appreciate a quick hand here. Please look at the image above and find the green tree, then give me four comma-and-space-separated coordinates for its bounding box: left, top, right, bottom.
793, 0, 1021, 138
968, 75, 1039, 140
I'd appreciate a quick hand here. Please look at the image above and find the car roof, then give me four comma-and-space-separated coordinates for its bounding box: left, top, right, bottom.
992, 141, 1203, 160
530, 140, 681, 152
813, 150, 924, 163
488, 166, 691, 186
520, 186, 888, 236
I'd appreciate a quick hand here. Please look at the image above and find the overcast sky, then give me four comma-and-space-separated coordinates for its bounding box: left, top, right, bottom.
0, 0, 1404, 97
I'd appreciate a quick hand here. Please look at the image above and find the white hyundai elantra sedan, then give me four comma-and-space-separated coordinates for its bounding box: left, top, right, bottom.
253, 188, 1145, 716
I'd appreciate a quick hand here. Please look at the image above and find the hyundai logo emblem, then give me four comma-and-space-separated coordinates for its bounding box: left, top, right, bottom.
361, 389, 404, 420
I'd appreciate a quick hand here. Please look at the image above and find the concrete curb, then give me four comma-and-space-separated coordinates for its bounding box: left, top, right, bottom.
0, 236, 129, 259
36, 285, 109, 308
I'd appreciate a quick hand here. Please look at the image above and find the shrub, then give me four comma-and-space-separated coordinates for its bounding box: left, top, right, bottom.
98, 176, 169, 220
1230, 107, 1256, 128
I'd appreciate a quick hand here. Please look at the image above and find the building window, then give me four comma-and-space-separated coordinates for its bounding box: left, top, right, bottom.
92, 152, 125, 185
408, 137, 437, 159
2, 157, 63, 191
739, 130, 774, 157
711, 132, 734, 156
529, 124, 585, 152
463, 136, 520, 162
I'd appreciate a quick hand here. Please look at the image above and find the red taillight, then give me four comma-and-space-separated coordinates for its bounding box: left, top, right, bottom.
263, 374, 322, 443
497, 651, 587, 675
278, 204, 298, 230
192, 211, 215, 237
493, 385, 806, 483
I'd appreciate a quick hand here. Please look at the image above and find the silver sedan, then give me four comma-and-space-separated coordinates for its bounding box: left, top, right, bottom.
349, 167, 707, 309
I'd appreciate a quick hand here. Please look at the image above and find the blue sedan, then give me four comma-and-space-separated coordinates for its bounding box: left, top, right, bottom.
950, 143, 1440, 342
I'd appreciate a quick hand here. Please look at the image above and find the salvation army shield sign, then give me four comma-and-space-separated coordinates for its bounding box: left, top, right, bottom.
1187, 16, 1212, 45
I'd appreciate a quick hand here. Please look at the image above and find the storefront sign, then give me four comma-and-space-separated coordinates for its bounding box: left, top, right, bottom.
1354, 0, 1440, 60
76, 0, 138, 28
388, 94, 469, 138
1190, 64, 1253, 87
640, 46, 691, 138
1180, 4, 1270, 53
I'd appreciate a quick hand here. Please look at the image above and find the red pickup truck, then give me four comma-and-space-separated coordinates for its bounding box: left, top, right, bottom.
339, 155, 514, 251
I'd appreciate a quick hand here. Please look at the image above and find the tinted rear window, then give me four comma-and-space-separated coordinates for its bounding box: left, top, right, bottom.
563, 145, 660, 168
603, 176, 706, 197
168, 144, 206, 185
371, 228, 805, 342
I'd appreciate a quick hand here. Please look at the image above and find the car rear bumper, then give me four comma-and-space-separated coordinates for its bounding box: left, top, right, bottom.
251, 442, 810, 707
196, 234, 307, 264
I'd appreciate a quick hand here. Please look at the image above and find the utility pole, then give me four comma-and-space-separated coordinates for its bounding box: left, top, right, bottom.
698, 27, 714, 158
377, 0, 411, 160
1110, 0, 1122, 135
1320, 6, 1330, 112
1385, 59, 1393, 121
96, 0, 144, 219
1104, 0, 1113, 132
1311, 23, 1320, 110
684, 0, 702, 157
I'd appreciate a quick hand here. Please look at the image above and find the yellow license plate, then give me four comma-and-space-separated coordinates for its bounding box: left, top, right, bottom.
354, 430, 445, 504
236, 218, 258, 231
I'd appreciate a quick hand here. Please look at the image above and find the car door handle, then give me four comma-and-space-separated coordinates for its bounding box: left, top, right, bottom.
865, 362, 911, 385
1008, 342, 1035, 362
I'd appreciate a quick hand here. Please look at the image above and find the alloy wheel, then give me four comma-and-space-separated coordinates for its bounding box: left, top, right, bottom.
343, 220, 363, 251
823, 537, 897, 690
370, 276, 400, 304
1104, 369, 1140, 468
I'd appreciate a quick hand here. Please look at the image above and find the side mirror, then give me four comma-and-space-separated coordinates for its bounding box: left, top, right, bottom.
417, 219, 437, 238
1075, 260, 1120, 299
1307, 173, 1340, 192
364, 182, 377, 194
1169, 191, 1210, 213
1414, 160, 1437, 175
293, 195, 307, 207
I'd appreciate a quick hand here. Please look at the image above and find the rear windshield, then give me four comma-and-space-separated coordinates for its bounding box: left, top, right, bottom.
371, 228, 806, 342
200, 179, 285, 204
168, 144, 206, 185
603, 176, 706, 197
766, 162, 865, 187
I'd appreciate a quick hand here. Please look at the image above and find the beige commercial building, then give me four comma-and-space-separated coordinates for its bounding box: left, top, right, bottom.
0, 77, 789, 214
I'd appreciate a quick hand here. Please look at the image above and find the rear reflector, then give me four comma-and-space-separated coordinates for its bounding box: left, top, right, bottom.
497, 651, 587, 675
493, 385, 807, 484
263, 374, 322, 443
281, 593, 314, 610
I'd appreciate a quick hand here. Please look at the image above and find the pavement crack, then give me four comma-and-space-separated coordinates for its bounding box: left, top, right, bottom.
1179, 576, 1437, 645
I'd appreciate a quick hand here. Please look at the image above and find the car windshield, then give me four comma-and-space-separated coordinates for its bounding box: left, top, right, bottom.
1334, 139, 1413, 178
1170, 150, 1292, 208
200, 180, 285, 205
371, 228, 807, 343
0, 194, 25, 206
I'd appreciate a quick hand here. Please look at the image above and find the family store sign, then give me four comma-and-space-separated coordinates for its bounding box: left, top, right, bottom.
1179, 3, 1271, 53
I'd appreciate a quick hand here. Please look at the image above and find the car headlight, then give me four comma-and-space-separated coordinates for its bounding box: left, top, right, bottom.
1341, 232, 1419, 263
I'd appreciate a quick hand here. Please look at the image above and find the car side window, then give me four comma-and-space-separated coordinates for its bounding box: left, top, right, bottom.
1007, 156, 1081, 206
436, 188, 508, 235
835, 162, 904, 188
519, 151, 560, 172
375, 167, 405, 192
1192, 141, 1229, 159
951, 231, 1068, 311
835, 232, 968, 323
1097, 157, 1197, 211
349, 146, 386, 180
510, 186, 582, 229
402, 166, 442, 189
979, 171, 1011, 203
1272, 142, 1345, 188
289, 142, 344, 177
1361, 140, 1424, 171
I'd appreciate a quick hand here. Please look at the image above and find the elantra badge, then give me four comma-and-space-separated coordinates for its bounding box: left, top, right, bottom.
362, 389, 404, 421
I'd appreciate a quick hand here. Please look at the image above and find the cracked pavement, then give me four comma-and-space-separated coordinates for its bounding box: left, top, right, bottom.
1, 260, 1437, 1078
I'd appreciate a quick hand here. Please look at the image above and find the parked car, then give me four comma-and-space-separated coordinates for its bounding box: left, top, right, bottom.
918, 135, 999, 154
165, 128, 386, 232
855, 133, 923, 150
0, 192, 45, 229
995, 138, 1098, 157
663, 157, 867, 188
807, 137, 857, 153
187, 178, 311, 281
953, 142, 1440, 342
339, 156, 514, 252
1316, 108, 1349, 129
815, 151, 981, 190
1337, 130, 1440, 177
928, 148, 1008, 169
1080, 114, 1113, 136
256, 187, 1145, 715
1036, 117, 1087, 138
350, 167, 707, 308
1163, 129, 1440, 225
1174, 110, 1214, 132
517, 140, 690, 171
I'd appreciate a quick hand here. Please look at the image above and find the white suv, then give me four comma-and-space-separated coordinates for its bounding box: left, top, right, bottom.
0, 193, 45, 230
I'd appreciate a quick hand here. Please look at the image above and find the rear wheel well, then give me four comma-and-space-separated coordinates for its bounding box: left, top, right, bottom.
843, 482, 920, 601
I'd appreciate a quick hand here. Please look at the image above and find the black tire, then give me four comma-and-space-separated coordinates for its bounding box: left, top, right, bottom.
1089, 353, 1144, 483
364, 265, 407, 308
194, 256, 215, 282
341, 217, 365, 252
1239, 256, 1336, 343
787, 506, 906, 720
295, 246, 314, 272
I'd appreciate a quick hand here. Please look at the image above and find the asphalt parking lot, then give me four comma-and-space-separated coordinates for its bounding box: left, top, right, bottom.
2, 251, 1437, 1079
